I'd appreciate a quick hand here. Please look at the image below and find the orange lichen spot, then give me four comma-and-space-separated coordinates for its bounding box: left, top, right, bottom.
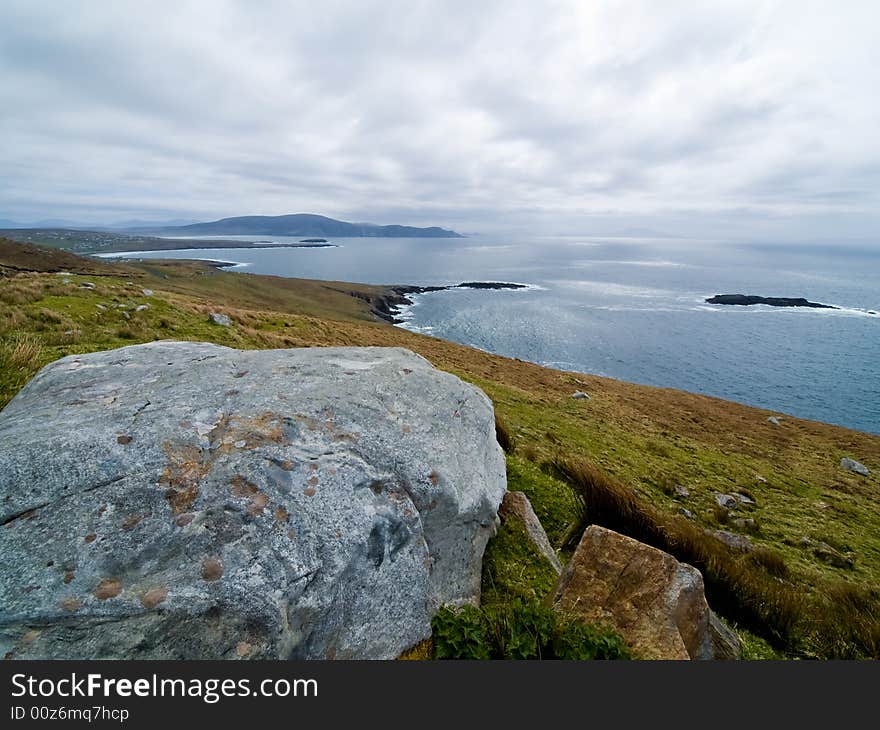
235, 641, 252, 657
84, 533, 97, 543
274, 506, 289, 523
201, 557, 223, 581
93, 578, 122, 600
402, 425, 411, 434
231, 475, 258, 497
159, 442, 207, 514
60, 598, 83, 612
117, 434, 133, 445
303, 487, 316, 497
121, 514, 142, 530
22, 630, 41, 644
175, 512, 195, 527
141, 587, 169, 609
429, 470, 440, 486
63, 571, 75, 584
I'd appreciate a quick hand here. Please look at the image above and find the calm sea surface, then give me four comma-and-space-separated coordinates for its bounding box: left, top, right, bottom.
102, 235, 880, 434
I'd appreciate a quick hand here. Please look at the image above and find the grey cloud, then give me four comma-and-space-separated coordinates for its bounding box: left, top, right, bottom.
0, 0, 878, 240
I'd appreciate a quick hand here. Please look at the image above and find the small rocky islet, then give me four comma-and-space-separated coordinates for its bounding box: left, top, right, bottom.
705, 294, 837, 309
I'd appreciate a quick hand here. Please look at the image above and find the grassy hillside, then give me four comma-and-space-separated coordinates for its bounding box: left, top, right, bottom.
2, 238, 878, 658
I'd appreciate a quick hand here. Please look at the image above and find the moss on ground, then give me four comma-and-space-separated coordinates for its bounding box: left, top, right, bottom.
480, 519, 559, 607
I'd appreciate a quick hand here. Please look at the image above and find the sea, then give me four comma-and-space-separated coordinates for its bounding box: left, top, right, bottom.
100, 235, 880, 435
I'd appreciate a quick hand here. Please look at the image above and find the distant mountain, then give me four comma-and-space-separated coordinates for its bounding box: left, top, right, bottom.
131, 213, 463, 238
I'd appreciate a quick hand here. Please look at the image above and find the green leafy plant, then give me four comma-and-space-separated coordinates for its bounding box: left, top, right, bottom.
431, 600, 631, 660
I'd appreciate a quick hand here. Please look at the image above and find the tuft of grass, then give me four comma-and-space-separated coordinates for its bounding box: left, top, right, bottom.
713, 505, 730, 525
746, 547, 790, 579
2, 333, 42, 370
808, 583, 880, 659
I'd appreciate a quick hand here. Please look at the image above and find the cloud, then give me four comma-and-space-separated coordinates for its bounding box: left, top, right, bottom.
1, 0, 878, 239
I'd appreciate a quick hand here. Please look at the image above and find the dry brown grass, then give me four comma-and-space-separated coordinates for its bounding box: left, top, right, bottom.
2, 333, 42, 370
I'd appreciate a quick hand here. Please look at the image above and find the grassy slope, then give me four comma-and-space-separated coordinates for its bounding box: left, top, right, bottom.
2, 239, 878, 656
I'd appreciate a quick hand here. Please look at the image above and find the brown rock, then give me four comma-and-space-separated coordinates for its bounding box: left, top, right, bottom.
498, 491, 561, 574
552, 525, 740, 660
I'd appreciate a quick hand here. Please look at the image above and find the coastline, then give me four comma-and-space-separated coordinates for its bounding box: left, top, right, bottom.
371, 282, 531, 324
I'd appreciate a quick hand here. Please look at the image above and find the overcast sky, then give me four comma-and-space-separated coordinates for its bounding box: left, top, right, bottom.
1, 0, 878, 239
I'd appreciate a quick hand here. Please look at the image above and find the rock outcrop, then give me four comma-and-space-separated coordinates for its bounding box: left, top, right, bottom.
0, 342, 507, 659
498, 492, 561, 574
552, 525, 741, 660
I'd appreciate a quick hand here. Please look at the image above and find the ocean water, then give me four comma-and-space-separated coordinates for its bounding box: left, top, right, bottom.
102, 235, 880, 434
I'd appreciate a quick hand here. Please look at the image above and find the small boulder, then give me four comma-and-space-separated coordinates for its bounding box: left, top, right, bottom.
840, 457, 869, 476
135, 305, 149, 312
732, 518, 758, 533
78, 282, 96, 290
813, 542, 854, 570
571, 391, 591, 400
142, 289, 154, 297
552, 525, 741, 660
715, 493, 738, 509
674, 485, 690, 499
731, 492, 755, 506
678, 507, 695, 520
767, 416, 783, 426
208, 312, 232, 327
498, 491, 561, 574
711, 530, 755, 553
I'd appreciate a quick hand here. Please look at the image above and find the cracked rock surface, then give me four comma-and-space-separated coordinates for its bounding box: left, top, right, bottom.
0, 342, 506, 659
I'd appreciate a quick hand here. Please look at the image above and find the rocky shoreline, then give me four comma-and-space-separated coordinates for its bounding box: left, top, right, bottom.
369, 282, 529, 324
705, 294, 837, 309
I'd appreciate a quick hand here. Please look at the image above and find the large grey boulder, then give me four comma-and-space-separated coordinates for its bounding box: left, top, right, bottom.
0, 342, 506, 659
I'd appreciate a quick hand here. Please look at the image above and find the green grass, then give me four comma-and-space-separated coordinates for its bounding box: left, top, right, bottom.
480, 519, 559, 606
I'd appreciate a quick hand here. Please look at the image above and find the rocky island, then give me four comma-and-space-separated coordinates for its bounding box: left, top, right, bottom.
705, 294, 838, 309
